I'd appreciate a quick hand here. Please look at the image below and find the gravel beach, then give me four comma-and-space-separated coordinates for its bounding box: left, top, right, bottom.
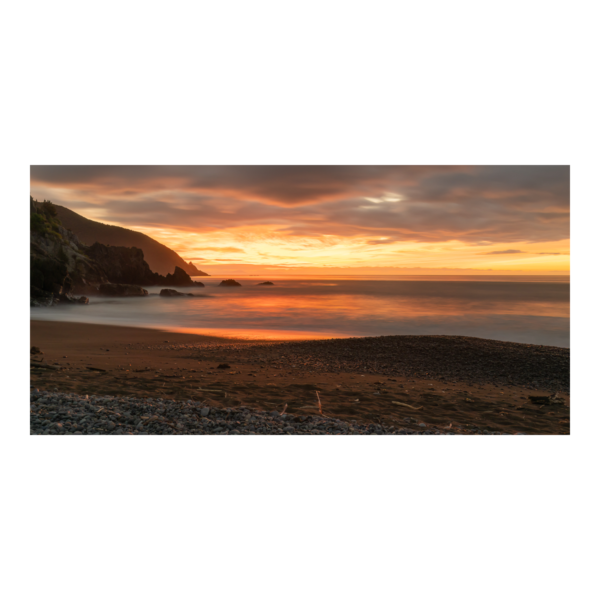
30, 321, 570, 435
29, 389, 510, 435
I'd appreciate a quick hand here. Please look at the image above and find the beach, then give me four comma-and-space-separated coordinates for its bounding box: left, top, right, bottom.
30, 320, 570, 435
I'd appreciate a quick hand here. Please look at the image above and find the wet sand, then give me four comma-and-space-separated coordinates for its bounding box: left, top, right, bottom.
30, 320, 570, 435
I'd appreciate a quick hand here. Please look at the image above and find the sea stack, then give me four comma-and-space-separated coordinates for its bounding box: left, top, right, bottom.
219, 279, 242, 287
159, 289, 194, 297
257, 281, 275, 286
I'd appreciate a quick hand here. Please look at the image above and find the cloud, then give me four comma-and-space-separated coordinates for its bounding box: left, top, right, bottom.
30, 165, 570, 245
365, 238, 397, 245
480, 249, 526, 255
30, 166, 473, 206
194, 247, 245, 253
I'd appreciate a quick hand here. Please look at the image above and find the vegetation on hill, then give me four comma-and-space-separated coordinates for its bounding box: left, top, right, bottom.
30, 198, 63, 241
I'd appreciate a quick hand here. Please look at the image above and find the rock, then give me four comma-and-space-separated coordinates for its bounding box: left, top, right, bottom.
257, 281, 275, 286
71, 283, 101, 296
529, 394, 565, 406
164, 266, 205, 287
160, 288, 187, 297
30, 195, 210, 306
30, 251, 74, 302
217, 363, 231, 369
30, 291, 55, 307
200, 407, 210, 417
218, 279, 242, 287
86, 243, 162, 287
31, 346, 43, 355
97, 283, 149, 297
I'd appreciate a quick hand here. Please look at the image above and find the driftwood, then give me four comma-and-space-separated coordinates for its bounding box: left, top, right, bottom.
316, 391, 323, 415
391, 401, 423, 410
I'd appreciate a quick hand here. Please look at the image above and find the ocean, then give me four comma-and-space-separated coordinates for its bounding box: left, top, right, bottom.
30, 276, 570, 347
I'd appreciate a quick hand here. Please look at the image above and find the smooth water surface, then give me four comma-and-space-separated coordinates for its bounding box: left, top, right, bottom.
31, 278, 570, 347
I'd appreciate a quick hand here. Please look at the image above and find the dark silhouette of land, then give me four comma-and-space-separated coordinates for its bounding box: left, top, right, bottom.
51, 203, 208, 277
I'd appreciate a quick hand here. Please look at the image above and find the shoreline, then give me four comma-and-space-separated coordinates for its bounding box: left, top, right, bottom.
30, 320, 570, 435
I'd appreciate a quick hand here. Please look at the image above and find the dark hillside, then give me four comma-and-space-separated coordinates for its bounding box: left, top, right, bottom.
50, 203, 208, 277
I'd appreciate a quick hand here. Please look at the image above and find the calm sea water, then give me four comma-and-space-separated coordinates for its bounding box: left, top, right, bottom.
30, 277, 570, 347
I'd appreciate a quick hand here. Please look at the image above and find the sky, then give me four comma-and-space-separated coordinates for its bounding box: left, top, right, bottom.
30, 166, 570, 276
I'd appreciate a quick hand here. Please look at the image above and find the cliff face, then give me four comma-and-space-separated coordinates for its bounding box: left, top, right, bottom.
84, 244, 205, 289
85, 243, 161, 286
30, 198, 203, 306
52, 203, 209, 277
30, 199, 103, 305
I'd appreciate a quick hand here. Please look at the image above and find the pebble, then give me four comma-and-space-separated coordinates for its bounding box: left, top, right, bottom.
29, 390, 500, 436
29, 390, 516, 436
176, 336, 569, 393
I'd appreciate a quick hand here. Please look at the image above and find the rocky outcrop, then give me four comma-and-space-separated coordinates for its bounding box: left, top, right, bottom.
30, 197, 203, 306
159, 288, 194, 297
30, 243, 97, 305
85, 246, 205, 288
52, 202, 209, 277
98, 283, 149, 297
163, 266, 205, 287
86, 243, 159, 286
219, 279, 242, 287
257, 281, 275, 285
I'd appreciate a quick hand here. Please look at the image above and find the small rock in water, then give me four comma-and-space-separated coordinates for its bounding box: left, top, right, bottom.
217, 364, 231, 369
218, 279, 242, 287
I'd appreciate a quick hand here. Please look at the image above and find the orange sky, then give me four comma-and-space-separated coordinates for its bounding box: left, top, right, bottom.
30, 166, 570, 276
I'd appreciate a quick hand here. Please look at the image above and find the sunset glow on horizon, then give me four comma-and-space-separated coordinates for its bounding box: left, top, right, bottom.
30, 166, 570, 276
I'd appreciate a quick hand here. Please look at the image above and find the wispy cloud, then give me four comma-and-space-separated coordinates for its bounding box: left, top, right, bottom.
29, 166, 570, 273
194, 247, 246, 253
480, 249, 525, 255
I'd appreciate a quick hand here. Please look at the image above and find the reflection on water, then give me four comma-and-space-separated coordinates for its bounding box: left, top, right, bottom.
30, 279, 570, 347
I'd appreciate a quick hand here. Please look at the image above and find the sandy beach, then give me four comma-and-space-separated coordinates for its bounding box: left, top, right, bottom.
30, 320, 570, 434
